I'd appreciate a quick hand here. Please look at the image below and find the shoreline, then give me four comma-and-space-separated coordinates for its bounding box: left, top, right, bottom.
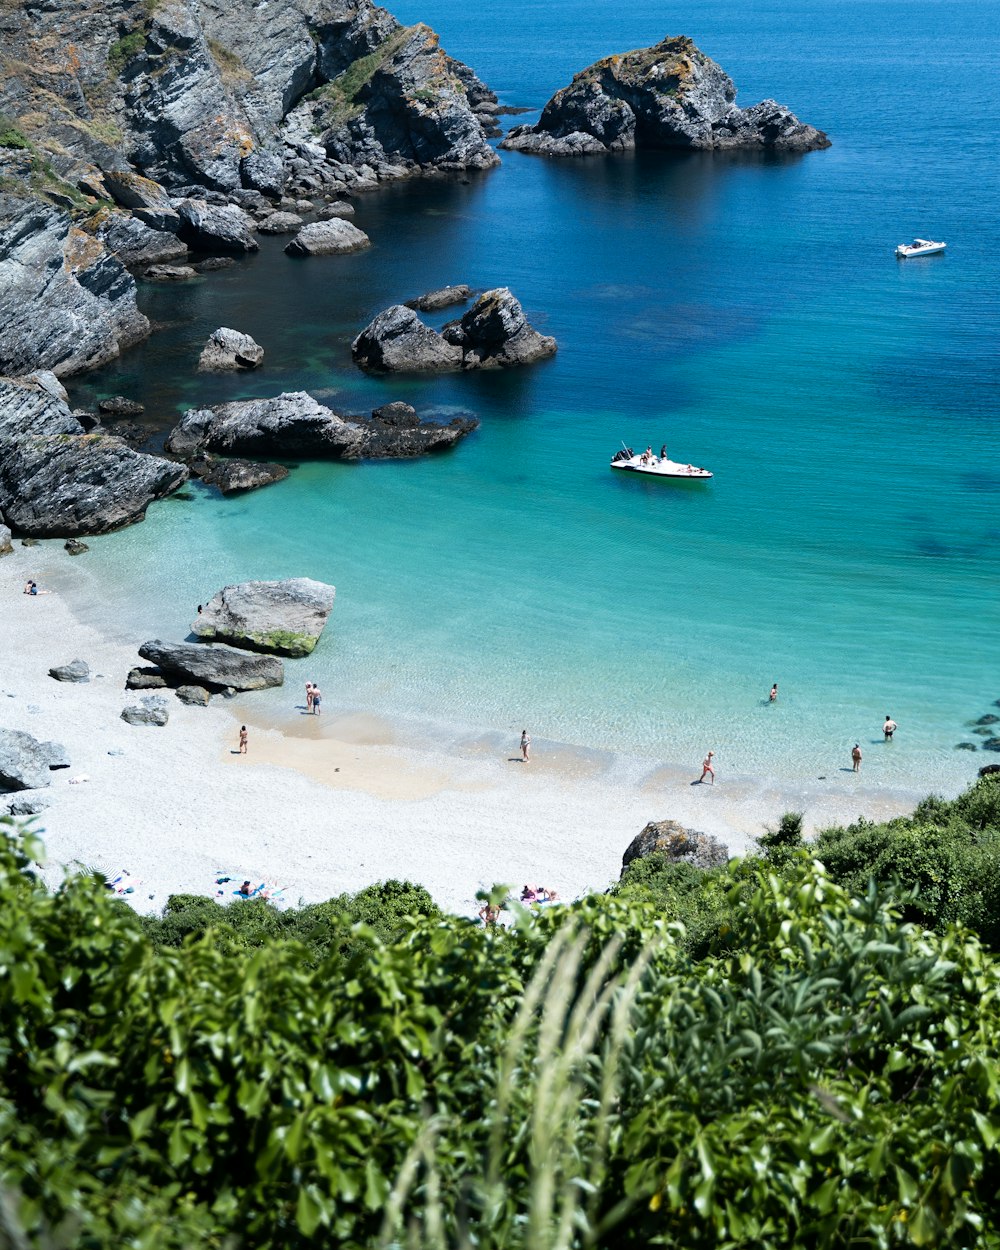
1, 542, 942, 916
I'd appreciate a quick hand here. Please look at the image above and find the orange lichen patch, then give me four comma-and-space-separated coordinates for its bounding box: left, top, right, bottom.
63, 226, 105, 272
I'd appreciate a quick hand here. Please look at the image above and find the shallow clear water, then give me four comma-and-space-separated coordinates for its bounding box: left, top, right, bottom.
65, 0, 1000, 789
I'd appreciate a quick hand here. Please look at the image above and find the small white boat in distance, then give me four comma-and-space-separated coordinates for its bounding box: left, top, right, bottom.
611, 449, 713, 480
896, 238, 946, 258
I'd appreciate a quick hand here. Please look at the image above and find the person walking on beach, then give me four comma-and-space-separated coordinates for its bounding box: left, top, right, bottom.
520, 729, 531, 763
700, 751, 715, 784
238, 725, 248, 754
883, 714, 897, 741
305, 682, 314, 713
852, 743, 862, 772
769, 683, 778, 702
311, 685, 322, 715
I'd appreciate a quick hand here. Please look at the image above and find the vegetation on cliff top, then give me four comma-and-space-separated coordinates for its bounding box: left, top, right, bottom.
1, 775, 999, 1248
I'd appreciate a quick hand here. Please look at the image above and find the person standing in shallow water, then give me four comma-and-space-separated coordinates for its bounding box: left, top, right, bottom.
852, 743, 862, 772
238, 725, 248, 754
520, 730, 530, 762
305, 682, 314, 713
769, 683, 778, 702
883, 714, 897, 741
700, 751, 715, 783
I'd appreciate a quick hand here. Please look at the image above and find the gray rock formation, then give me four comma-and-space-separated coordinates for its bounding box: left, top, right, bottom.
0, 525, 12, 556
3, 794, 51, 817
96, 212, 188, 267
176, 200, 258, 253
121, 695, 170, 727
98, 396, 145, 417
0, 728, 71, 791
196, 458, 290, 494
352, 306, 462, 372
198, 328, 265, 372
319, 201, 356, 218
354, 289, 556, 371
284, 218, 370, 256
143, 264, 198, 281
501, 36, 830, 157
442, 288, 557, 368
49, 659, 91, 683
352, 401, 477, 459
126, 666, 169, 690
175, 685, 211, 706
165, 390, 476, 460
257, 212, 303, 234
0, 196, 149, 378
192, 578, 335, 657
138, 639, 284, 691
0, 374, 188, 537
406, 284, 472, 312
101, 171, 181, 232
64, 539, 90, 555
621, 819, 730, 875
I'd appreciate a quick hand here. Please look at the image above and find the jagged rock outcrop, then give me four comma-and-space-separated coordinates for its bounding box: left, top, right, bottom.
502, 36, 830, 157
144, 264, 198, 281
352, 306, 463, 372
96, 211, 189, 267
351, 401, 476, 458
98, 396, 144, 417
284, 218, 370, 256
175, 685, 211, 706
176, 200, 258, 253
138, 639, 284, 691
198, 328, 264, 371
442, 288, 557, 368
101, 171, 180, 232
0, 525, 12, 556
0, 728, 70, 791
353, 289, 556, 371
0, 374, 188, 536
193, 578, 336, 657
257, 212, 303, 234
0, 196, 149, 377
621, 819, 730, 875
165, 391, 477, 460
126, 666, 169, 690
405, 284, 471, 311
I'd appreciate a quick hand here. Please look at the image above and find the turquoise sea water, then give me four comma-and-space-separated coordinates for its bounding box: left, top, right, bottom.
65, 0, 1000, 789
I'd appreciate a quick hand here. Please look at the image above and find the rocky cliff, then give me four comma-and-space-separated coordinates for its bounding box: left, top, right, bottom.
0, 0, 498, 201
501, 36, 829, 156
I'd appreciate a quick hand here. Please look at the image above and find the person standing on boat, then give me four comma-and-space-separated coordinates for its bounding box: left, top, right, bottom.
660, 444, 667, 461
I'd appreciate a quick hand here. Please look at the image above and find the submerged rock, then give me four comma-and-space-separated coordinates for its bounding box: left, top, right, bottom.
197, 458, 290, 494
283, 218, 370, 256
197, 328, 265, 372
98, 396, 145, 417
0, 727, 71, 791
144, 264, 198, 281
192, 578, 336, 657
621, 819, 729, 875
64, 539, 90, 555
138, 639, 284, 691
501, 35, 830, 157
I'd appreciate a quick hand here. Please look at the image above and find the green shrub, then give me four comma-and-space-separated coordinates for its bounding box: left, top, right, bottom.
108, 30, 146, 73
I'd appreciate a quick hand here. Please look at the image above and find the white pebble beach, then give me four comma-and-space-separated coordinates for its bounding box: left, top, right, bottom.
2, 542, 931, 916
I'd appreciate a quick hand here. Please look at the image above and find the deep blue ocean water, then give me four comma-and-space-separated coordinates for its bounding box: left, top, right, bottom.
65, 0, 1000, 788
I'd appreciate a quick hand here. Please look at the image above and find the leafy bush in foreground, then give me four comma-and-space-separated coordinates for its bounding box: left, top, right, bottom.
3, 807, 1000, 1248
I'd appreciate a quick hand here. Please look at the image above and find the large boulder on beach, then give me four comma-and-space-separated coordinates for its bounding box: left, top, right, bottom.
49, 659, 90, 683
0, 524, 12, 556
138, 639, 284, 690
192, 578, 335, 657
0, 728, 71, 791
442, 288, 557, 368
284, 219, 370, 257
621, 819, 729, 876
165, 391, 476, 461
501, 36, 830, 157
352, 306, 462, 372
121, 695, 170, 727
197, 328, 265, 372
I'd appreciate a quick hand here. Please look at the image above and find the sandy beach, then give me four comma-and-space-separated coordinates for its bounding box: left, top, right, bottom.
1, 541, 936, 917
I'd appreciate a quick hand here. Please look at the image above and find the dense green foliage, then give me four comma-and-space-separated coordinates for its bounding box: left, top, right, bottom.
2, 777, 1000, 1248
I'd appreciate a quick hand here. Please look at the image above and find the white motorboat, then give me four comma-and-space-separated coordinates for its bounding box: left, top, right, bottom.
896, 238, 946, 258
610, 448, 713, 480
